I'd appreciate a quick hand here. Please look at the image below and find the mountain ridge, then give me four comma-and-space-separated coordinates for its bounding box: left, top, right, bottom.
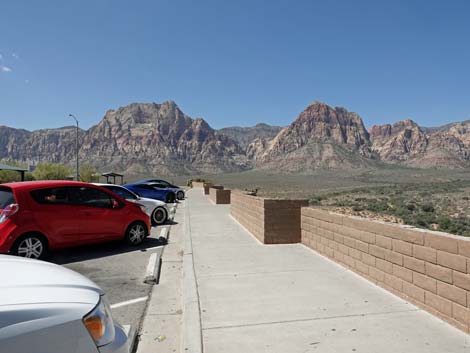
1, 100, 469, 175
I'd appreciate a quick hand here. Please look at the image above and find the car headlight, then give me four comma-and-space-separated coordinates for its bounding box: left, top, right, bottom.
83, 295, 115, 347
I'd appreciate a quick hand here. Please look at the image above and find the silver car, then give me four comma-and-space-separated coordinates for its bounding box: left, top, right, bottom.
0, 255, 129, 353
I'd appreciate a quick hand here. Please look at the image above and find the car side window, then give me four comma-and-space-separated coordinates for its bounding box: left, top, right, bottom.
31, 187, 70, 205
70, 187, 114, 208
137, 185, 154, 190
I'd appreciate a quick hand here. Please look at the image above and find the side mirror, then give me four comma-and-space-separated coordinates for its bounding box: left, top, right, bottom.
112, 200, 119, 209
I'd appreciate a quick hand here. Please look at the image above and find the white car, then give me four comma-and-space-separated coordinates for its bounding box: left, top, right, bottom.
0, 255, 129, 353
94, 183, 171, 226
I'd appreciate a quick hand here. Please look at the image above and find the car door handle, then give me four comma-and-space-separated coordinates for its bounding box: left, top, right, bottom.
81, 211, 93, 216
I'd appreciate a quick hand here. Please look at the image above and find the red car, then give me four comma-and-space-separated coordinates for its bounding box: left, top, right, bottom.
0, 181, 151, 259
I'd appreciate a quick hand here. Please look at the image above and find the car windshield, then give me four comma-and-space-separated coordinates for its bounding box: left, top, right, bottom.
0, 187, 15, 208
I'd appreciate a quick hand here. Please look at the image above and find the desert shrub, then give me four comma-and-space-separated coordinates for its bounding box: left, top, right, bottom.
421, 203, 435, 213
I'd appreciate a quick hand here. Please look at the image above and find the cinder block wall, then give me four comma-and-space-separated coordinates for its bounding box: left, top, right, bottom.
203, 183, 213, 195
231, 191, 308, 244
209, 188, 231, 204
301, 207, 470, 333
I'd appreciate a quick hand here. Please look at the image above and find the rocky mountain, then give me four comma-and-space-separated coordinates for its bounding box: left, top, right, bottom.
218, 123, 283, 149
0, 101, 249, 175
253, 102, 375, 171
369, 120, 470, 168
1, 100, 469, 175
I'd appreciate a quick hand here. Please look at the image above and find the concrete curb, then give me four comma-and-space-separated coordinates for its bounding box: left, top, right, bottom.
123, 324, 137, 353
143, 251, 162, 284
182, 196, 203, 353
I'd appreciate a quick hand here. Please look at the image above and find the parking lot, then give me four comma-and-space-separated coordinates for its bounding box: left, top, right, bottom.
49, 203, 178, 346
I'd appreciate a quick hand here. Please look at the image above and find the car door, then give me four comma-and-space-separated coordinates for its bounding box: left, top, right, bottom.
69, 186, 124, 243
29, 187, 81, 247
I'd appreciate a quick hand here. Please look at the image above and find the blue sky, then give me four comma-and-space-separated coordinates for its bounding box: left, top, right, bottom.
1, 0, 469, 130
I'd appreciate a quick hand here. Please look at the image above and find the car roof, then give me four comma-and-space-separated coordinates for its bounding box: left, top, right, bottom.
93, 183, 124, 187
2, 180, 94, 191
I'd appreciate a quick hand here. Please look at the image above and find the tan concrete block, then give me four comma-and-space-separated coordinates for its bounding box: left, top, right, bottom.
376, 258, 393, 274
437, 281, 467, 307
392, 239, 412, 256
403, 255, 426, 274
393, 264, 413, 283
333, 233, 344, 244
354, 260, 369, 275
343, 254, 355, 268
375, 234, 392, 249
358, 230, 376, 244
453, 271, 470, 291
369, 245, 386, 259
361, 253, 376, 266
349, 248, 362, 261
458, 238, 470, 257
336, 243, 348, 255
384, 273, 403, 291
302, 208, 344, 224
437, 251, 467, 273
384, 249, 403, 266
425, 291, 453, 317
369, 267, 386, 282
413, 272, 437, 293
425, 232, 459, 254
452, 302, 470, 326
343, 236, 356, 248
403, 281, 425, 303
413, 245, 437, 264
354, 240, 369, 253
426, 263, 453, 284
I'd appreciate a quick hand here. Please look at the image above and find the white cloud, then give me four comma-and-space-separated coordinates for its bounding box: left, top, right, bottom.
12, 53, 19, 59
0, 66, 12, 72
25, 79, 29, 84
0, 53, 3, 60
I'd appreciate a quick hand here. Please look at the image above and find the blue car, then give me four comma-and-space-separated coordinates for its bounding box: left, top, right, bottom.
124, 183, 176, 203
137, 179, 185, 200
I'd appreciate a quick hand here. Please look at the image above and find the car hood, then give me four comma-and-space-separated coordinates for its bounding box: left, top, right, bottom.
0, 256, 102, 307
138, 197, 167, 208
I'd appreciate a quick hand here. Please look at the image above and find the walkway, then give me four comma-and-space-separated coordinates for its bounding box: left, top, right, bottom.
185, 189, 469, 353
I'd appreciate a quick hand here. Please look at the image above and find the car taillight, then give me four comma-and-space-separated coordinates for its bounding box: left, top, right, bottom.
0, 204, 19, 224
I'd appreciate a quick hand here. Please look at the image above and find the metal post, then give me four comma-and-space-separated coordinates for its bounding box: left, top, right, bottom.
69, 114, 80, 181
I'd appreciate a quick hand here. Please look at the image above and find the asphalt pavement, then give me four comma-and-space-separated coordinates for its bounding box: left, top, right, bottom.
48, 208, 177, 346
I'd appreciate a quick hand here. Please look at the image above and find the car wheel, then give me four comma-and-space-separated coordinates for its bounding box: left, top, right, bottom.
177, 191, 184, 200
11, 234, 48, 260
151, 207, 168, 226
165, 193, 175, 203
125, 222, 148, 245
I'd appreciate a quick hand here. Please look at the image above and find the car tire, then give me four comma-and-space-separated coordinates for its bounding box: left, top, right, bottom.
124, 222, 148, 245
177, 191, 185, 200
151, 207, 168, 226
165, 193, 175, 203
11, 233, 48, 260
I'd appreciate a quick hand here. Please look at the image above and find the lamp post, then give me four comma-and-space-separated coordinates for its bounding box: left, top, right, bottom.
69, 114, 80, 181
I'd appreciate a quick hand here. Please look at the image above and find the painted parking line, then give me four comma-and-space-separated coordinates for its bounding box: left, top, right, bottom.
110, 296, 148, 309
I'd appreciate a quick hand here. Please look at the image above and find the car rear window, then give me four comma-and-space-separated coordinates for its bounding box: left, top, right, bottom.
0, 187, 15, 208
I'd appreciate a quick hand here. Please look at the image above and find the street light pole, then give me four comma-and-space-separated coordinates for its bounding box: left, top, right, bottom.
69, 114, 80, 181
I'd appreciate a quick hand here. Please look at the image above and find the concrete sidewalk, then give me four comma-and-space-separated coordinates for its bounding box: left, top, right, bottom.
185, 188, 469, 353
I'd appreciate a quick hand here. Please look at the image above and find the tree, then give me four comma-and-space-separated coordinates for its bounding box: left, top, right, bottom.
0, 160, 34, 183
33, 163, 72, 180
80, 164, 99, 182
